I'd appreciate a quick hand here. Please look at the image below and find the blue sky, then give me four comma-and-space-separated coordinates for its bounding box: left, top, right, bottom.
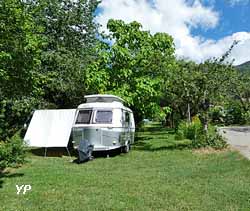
96, 0, 250, 65
193, 1, 250, 40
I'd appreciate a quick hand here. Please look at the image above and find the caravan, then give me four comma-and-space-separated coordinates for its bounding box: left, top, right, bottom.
24, 94, 135, 160
72, 94, 135, 153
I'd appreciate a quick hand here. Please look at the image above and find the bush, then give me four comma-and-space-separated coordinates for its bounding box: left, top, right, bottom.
209, 103, 248, 126
209, 106, 225, 124
176, 118, 227, 150
206, 132, 228, 150
175, 117, 203, 141
0, 132, 26, 170
0, 97, 56, 140
242, 111, 250, 125
221, 102, 245, 125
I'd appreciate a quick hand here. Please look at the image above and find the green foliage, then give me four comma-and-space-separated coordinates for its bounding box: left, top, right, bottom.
176, 118, 227, 149
0, 0, 44, 98
162, 41, 241, 128
205, 132, 228, 150
209, 106, 225, 124
0, 97, 55, 140
189, 127, 227, 150
153, 106, 172, 123
242, 111, 250, 124
0, 0, 100, 171
0, 132, 26, 170
29, 0, 100, 107
227, 72, 250, 117
175, 117, 203, 141
0, 0, 99, 145
224, 102, 245, 125
89, 19, 175, 122
209, 102, 250, 126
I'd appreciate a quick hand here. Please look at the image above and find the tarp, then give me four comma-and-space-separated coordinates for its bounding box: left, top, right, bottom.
24, 109, 76, 147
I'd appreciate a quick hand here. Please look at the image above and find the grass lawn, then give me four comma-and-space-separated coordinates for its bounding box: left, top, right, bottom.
1, 123, 250, 211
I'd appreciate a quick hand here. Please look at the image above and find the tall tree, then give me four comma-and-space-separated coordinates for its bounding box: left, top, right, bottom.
162, 58, 238, 129
88, 19, 175, 122
29, 0, 100, 107
0, 0, 44, 99
0, 0, 100, 139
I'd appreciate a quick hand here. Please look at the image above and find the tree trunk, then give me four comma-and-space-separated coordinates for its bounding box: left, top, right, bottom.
187, 103, 191, 124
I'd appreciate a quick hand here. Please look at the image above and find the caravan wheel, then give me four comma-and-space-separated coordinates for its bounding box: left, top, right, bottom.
123, 143, 130, 153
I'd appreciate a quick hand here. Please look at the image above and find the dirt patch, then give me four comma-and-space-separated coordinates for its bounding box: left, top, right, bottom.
193, 147, 231, 155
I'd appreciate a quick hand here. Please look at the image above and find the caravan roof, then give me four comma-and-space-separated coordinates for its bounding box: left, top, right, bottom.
78, 94, 132, 112
84, 94, 124, 103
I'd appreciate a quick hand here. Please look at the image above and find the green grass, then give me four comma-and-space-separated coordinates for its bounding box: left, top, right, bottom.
1, 124, 250, 211
135, 122, 191, 150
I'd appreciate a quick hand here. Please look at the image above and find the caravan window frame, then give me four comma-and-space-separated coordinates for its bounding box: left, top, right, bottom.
122, 109, 131, 128
93, 109, 113, 124
75, 109, 93, 124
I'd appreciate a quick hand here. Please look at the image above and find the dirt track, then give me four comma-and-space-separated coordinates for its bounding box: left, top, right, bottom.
219, 127, 250, 159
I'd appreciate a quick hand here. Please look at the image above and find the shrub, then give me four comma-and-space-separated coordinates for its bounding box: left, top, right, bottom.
242, 111, 250, 125
176, 118, 227, 150
0, 132, 26, 170
191, 127, 227, 150
209, 103, 249, 126
0, 97, 57, 140
175, 117, 203, 141
206, 132, 228, 150
209, 106, 225, 124
223, 102, 245, 125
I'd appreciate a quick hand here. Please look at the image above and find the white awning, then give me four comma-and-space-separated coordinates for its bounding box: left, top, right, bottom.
24, 109, 76, 147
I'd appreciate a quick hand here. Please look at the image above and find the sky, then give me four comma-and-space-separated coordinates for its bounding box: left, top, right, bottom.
95, 0, 250, 65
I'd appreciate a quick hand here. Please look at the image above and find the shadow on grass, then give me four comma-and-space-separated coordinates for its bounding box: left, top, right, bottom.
133, 141, 191, 151
0, 171, 24, 189
30, 147, 123, 158
72, 148, 124, 164
135, 143, 189, 152
30, 147, 73, 157
137, 127, 173, 133
29, 147, 124, 165
135, 136, 152, 142
134, 131, 192, 151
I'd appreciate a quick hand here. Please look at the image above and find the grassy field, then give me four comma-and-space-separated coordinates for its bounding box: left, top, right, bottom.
1, 124, 250, 211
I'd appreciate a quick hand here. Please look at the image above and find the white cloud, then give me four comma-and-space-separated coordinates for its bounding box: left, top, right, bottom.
196, 32, 250, 65
96, 0, 250, 65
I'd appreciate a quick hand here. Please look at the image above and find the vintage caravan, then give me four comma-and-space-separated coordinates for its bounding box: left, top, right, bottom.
72, 94, 135, 154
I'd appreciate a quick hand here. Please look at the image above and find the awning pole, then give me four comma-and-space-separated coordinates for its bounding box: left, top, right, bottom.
66, 147, 72, 160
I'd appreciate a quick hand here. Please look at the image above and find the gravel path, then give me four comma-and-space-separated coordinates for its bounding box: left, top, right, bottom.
219, 127, 250, 159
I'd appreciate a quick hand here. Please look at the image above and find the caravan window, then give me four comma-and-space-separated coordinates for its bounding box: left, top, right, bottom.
122, 111, 130, 127
125, 112, 130, 127
75, 110, 92, 124
94, 110, 113, 124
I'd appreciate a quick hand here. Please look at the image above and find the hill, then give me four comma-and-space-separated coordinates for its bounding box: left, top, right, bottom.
235, 61, 250, 73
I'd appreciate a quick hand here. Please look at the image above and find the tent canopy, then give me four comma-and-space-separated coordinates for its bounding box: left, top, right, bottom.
24, 109, 76, 147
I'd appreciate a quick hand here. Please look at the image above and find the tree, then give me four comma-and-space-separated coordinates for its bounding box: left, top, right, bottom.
0, 0, 44, 99
88, 19, 175, 122
162, 57, 239, 130
0, 0, 100, 139
162, 60, 202, 127
28, 0, 100, 107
